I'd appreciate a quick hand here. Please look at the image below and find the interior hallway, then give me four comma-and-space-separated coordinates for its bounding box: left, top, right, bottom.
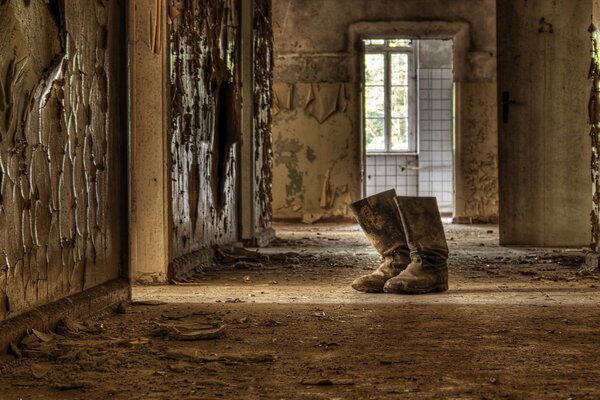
2, 0, 600, 398
1, 223, 599, 399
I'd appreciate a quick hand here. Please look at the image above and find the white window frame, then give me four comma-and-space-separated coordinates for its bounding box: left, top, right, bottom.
363, 39, 417, 154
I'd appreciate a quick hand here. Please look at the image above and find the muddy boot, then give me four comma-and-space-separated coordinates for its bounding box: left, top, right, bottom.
349, 190, 411, 293
383, 196, 449, 294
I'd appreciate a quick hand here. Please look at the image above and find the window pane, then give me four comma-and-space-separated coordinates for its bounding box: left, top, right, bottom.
388, 39, 412, 48
391, 118, 409, 151
365, 86, 385, 118
391, 86, 408, 118
364, 39, 385, 46
366, 119, 385, 152
391, 54, 408, 86
365, 53, 385, 85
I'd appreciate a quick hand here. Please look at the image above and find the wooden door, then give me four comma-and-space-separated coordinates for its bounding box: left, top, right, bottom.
497, 0, 591, 246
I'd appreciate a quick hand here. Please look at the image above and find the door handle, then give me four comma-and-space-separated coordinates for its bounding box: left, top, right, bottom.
502, 91, 517, 123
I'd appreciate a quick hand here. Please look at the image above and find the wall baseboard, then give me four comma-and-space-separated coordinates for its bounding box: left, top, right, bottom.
0, 279, 130, 355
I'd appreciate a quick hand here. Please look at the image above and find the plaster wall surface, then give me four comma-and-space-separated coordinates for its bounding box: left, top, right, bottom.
272, 83, 359, 221
271, 0, 498, 221
169, 0, 241, 263
130, 0, 275, 281
0, 1, 127, 320
592, 3, 600, 251
498, 0, 591, 246
252, 0, 276, 242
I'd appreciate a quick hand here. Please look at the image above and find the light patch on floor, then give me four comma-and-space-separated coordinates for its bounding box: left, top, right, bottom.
134, 223, 598, 306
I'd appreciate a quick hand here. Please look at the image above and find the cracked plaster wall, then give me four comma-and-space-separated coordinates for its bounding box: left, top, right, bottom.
0, 0, 127, 320
169, 0, 241, 261
271, 0, 498, 221
253, 0, 275, 237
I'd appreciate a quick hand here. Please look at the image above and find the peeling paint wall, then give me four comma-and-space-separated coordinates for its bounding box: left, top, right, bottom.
272, 83, 359, 221
272, 0, 498, 222
591, 25, 600, 250
592, 2, 600, 251
169, 0, 241, 260
0, 1, 127, 320
253, 0, 275, 237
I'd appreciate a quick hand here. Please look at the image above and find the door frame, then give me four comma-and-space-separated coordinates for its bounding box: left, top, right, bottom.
348, 22, 468, 217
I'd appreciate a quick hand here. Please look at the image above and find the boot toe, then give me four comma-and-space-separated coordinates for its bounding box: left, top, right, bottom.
382, 279, 405, 293
351, 275, 386, 293
383, 276, 448, 294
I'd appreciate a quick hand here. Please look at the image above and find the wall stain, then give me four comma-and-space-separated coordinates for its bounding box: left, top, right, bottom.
274, 135, 305, 206
274, 136, 303, 166
285, 162, 303, 198
306, 146, 316, 162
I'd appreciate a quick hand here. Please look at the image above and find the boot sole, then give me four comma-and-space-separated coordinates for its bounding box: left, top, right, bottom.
351, 285, 385, 293
384, 283, 448, 295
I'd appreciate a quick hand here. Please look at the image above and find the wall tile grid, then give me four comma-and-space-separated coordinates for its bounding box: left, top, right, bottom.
418, 68, 454, 214
366, 68, 453, 214
366, 154, 419, 197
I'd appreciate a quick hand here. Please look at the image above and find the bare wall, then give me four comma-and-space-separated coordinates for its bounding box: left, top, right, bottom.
271, 0, 498, 222
498, 0, 592, 246
0, 1, 127, 320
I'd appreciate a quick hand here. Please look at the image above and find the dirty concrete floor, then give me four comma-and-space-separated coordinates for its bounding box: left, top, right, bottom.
1, 223, 600, 399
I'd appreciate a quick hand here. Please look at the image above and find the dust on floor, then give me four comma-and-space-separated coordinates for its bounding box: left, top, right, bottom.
1, 223, 599, 399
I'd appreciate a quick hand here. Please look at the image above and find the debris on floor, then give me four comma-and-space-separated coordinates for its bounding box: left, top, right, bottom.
152, 322, 227, 341
300, 378, 355, 386
0, 223, 599, 399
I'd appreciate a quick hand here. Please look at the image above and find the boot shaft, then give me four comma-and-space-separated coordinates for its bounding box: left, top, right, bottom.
349, 189, 409, 256
394, 196, 449, 268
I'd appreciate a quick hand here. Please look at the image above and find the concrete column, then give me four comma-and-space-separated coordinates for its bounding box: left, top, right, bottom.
128, 0, 170, 283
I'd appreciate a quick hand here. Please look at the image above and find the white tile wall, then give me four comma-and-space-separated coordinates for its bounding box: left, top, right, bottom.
364, 67, 454, 215
418, 68, 454, 214
366, 154, 418, 197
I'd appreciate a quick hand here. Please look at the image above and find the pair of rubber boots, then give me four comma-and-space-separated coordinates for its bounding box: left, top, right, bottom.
350, 189, 449, 294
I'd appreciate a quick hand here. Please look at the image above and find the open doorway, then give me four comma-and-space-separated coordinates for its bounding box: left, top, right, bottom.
363, 38, 455, 216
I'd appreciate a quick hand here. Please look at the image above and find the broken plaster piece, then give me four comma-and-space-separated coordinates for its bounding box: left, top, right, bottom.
302, 213, 323, 224
169, 5, 180, 21
273, 82, 294, 115
320, 168, 334, 209
304, 83, 342, 123
169, 324, 227, 341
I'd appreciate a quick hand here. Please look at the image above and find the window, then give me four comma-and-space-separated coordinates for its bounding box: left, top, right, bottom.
363, 39, 416, 153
